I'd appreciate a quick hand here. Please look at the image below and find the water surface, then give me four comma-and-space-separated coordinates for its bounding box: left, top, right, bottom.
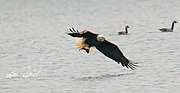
0, 0, 180, 93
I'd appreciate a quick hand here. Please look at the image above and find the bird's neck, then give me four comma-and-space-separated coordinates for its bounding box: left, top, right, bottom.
125, 27, 128, 33
171, 22, 175, 30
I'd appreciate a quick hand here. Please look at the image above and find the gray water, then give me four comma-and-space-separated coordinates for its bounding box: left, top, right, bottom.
0, 0, 180, 93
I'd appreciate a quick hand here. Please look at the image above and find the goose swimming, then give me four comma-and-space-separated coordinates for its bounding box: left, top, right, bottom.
159, 21, 178, 32
118, 26, 129, 35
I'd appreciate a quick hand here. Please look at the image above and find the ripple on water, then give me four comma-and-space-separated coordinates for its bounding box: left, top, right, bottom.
71, 73, 134, 81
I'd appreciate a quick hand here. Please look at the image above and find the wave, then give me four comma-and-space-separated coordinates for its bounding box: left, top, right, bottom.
71, 73, 134, 81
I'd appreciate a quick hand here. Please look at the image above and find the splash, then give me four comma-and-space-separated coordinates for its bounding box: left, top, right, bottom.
5, 55, 53, 79
22, 65, 42, 78
5, 65, 42, 79
5, 71, 20, 78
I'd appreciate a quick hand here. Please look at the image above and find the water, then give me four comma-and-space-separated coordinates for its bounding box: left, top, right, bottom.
0, 0, 180, 93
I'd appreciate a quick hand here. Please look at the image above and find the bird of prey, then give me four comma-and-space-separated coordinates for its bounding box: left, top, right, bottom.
67, 28, 137, 70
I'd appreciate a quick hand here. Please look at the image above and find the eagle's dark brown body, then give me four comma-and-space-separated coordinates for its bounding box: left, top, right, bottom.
68, 28, 137, 70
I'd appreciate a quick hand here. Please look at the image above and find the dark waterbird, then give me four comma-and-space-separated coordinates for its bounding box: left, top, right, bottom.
159, 21, 178, 32
118, 26, 129, 35
67, 28, 138, 70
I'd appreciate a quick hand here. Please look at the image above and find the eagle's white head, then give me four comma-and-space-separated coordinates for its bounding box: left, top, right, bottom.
97, 35, 107, 42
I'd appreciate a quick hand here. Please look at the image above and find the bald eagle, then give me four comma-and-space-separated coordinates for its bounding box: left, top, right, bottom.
68, 28, 137, 70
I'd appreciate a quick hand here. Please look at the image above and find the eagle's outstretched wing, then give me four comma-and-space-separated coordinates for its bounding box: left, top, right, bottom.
68, 28, 83, 37
67, 28, 98, 38
95, 40, 137, 70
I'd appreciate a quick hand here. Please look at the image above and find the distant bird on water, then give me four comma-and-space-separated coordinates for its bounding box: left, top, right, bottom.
118, 26, 129, 35
159, 21, 178, 32
67, 27, 137, 70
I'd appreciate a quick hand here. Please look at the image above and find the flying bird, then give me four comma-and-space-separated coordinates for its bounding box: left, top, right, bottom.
118, 26, 130, 35
159, 21, 178, 32
67, 28, 137, 70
